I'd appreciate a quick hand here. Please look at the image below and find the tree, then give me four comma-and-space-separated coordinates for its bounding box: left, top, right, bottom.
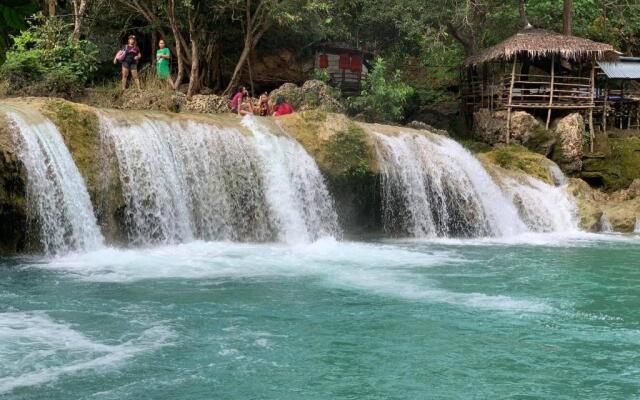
72, 0, 88, 40
563, 0, 573, 35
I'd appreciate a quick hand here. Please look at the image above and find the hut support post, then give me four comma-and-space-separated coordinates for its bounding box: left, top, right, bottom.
603, 79, 608, 135
506, 57, 517, 144
589, 65, 595, 152
546, 55, 556, 130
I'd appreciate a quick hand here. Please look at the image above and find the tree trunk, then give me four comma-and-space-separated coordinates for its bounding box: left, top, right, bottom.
168, 0, 185, 90
48, 0, 56, 17
225, 41, 250, 95
518, 0, 532, 29
446, 23, 475, 56
563, 0, 573, 35
186, 7, 199, 97
72, 0, 87, 40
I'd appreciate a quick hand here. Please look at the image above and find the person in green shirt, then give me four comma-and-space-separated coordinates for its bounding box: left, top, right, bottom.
156, 39, 173, 88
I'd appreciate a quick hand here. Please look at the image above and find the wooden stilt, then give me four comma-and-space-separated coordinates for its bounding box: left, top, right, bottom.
506, 57, 517, 144
603, 80, 608, 135
589, 65, 595, 153
546, 55, 555, 130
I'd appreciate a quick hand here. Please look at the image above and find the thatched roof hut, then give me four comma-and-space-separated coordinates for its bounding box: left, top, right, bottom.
465, 28, 617, 66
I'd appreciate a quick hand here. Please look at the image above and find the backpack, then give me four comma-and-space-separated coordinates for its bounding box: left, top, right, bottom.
115, 46, 127, 62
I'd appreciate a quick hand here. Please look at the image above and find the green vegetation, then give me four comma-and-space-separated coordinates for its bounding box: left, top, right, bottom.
324, 122, 371, 178
0, 1, 639, 125
1, 15, 98, 98
0, 1, 37, 64
348, 58, 414, 122
581, 137, 640, 191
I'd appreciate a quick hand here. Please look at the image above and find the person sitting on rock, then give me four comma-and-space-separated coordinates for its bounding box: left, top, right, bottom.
273, 96, 294, 117
238, 95, 254, 116
255, 92, 271, 116
230, 86, 248, 114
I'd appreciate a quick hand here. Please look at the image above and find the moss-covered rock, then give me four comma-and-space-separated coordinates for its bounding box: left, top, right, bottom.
580, 136, 640, 192
277, 111, 381, 233
480, 144, 558, 185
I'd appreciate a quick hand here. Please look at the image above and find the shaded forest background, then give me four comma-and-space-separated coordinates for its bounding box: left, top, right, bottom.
1, 0, 640, 120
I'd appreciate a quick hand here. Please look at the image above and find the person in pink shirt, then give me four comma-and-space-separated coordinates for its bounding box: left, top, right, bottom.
230, 86, 248, 114
273, 96, 294, 117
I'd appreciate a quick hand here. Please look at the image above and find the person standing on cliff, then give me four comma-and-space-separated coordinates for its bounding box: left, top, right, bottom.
113, 35, 142, 91
155, 39, 173, 89
230, 86, 249, 114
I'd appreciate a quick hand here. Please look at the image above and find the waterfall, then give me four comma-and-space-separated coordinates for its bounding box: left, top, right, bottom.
1, 105, 103, 254
373, 131, 527, 238
242, 117, 339, 243
634, 218, 640, 234
499, 175, 578, 233
99, 113, 338, 245
599, 214, 614, 233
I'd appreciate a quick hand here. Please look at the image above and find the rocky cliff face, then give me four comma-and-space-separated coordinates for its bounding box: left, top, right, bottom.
568, 178, 640, 232
0, 113, 28, 253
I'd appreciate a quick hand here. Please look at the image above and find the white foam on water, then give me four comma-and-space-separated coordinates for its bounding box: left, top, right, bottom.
398, 230, 635, 247
1, 105, 104, 255
39, 239, 549, 314
0, 311, 172, 394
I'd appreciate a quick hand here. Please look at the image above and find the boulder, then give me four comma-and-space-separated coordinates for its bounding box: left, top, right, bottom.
552, 113, 584, 173
568, 177, 640, 233
473, 109, 547, 147
269, 80, 343, 113
628, 179, 640, 199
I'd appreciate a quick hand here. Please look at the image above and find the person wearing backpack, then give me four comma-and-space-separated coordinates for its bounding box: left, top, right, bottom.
113, 35, 142, 90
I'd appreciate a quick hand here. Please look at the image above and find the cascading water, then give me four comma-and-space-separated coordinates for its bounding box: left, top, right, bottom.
1, 105, 103, 254
634, 218, 640, 234
373, 131, 527, 238
599, 214, 614, 233
242, 117, 339, 243
498, 174, 578, 233
99, 113, 338, 245
99, 114, 272, 244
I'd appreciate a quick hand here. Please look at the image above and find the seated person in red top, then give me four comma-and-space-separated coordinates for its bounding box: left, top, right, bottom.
273, 96, 294, 117
230, 86, 249, 114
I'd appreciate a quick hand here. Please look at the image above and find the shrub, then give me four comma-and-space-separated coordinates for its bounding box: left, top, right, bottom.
0, 14, 99, 98
348, 57, 414, 122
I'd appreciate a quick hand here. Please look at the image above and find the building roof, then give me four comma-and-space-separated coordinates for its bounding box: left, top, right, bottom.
313, 42, 373, 57
598, 57, 640, 79
465, 28, 617, 65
